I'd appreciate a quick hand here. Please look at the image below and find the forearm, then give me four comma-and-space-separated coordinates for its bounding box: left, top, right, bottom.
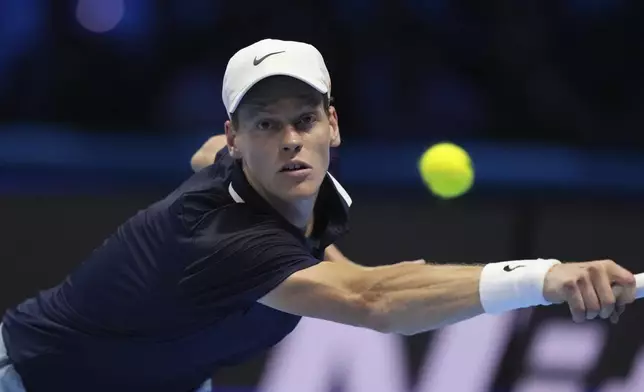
322, 246, 482, 333
362, 262, 484, 335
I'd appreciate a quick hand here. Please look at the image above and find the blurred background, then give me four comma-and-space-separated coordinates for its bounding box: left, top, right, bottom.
2, 0, 644, 391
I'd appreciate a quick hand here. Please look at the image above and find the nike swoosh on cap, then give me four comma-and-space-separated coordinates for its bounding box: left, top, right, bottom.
253, 51, 285, 66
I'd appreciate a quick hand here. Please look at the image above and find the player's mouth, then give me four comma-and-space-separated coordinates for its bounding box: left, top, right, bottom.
279, 160, 313, 178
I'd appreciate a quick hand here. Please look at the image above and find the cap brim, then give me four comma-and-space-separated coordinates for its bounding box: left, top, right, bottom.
227, 71, 329, 115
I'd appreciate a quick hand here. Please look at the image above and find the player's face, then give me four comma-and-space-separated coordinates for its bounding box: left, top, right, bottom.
225, 83, 340, 203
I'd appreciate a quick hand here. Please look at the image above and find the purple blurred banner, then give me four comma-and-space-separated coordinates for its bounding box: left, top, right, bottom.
255, 313, 644, 392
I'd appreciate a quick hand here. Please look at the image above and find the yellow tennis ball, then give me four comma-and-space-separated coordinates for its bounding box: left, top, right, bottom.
418, 142, 474, 199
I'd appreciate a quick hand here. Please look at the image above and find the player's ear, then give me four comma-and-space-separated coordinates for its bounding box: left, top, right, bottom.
328, 106, 341, 148
224, 119, 241, 159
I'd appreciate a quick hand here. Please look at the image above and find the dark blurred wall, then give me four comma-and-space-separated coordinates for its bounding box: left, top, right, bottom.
2, 1, 644, 147
4, 191, 643, 311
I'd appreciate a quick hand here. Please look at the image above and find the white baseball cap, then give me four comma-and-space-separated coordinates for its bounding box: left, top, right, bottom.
222, 39, 331, 116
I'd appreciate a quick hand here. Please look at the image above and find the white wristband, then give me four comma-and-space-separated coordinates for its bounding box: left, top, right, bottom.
479, 259, 561, 314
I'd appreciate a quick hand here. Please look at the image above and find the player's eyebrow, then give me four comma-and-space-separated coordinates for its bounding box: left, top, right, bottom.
242, 108, 281, 121
246, 103, 318, 119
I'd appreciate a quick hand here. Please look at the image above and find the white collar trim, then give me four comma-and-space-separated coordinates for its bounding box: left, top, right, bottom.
228, 182, 245, 203
326, 172, 352, 207
228, 172, 352, 207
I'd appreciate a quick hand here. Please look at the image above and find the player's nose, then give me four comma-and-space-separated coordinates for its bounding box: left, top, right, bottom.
280, 126, 303, 153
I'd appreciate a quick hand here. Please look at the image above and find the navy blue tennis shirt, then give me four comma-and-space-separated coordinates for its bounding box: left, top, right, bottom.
1, 148, 351, 392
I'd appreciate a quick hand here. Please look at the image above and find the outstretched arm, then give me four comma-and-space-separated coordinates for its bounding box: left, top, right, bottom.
259, 258, 636, 335
260, 260, 484, 335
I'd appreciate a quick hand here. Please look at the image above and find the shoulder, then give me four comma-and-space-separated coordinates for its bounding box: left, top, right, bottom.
178, 204, 318, 307
162, 148, 238, 229
188, 203, 306, 253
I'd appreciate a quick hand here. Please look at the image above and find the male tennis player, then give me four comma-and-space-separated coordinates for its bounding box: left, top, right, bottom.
0, 38, 638, 392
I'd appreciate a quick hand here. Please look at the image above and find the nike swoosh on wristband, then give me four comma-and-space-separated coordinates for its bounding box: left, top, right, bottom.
253, 51, 285, 66
503, 265, 526, 272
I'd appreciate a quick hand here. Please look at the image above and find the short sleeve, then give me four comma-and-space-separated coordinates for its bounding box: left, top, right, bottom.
177, 205, 319, 311
214, 146, 229, 163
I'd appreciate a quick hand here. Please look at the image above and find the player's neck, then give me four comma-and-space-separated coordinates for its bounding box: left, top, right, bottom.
275, 197, 316, 231
243, 168, 317, 231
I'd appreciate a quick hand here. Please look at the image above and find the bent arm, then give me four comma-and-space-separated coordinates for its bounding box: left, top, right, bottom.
191, 134, 227, 172
259, 260, 484, 335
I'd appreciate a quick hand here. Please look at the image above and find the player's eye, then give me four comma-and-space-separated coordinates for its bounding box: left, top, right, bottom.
300, 114, 316, 124
256, 119, 279, 131
295, 114, 317, 130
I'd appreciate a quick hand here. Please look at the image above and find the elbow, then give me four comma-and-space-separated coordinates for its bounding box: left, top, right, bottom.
190, 151, 210, 172
191, 135, 227, 172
